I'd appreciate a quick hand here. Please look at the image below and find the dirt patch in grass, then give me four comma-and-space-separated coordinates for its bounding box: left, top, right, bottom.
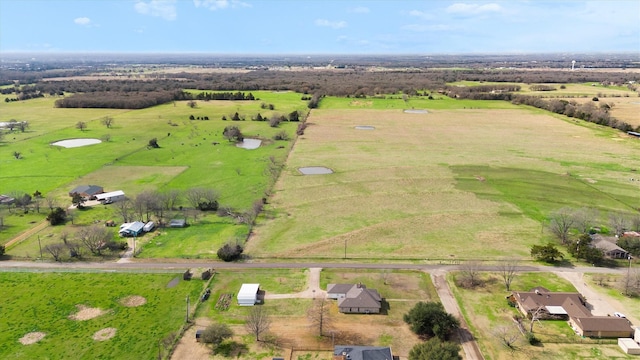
120, 295, 147, 307
19, 332, 46, 345
167, 277, 180, 288
92, 328, 117, 341
68, 304, 109, 321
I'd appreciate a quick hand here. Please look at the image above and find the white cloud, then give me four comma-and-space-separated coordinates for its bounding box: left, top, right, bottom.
74, 17, 91, 26
349, 6, 369, 14
446, 3, 502, 14
193, 0, 250, 11
408, 10, 433, 20
135, 0, 177, 21
402, 24, 452, 32
315, 19, 347, 29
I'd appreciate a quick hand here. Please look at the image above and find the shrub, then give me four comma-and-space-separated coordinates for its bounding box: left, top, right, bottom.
201, 323, 233, 346
0, 244, 5, 256
217, 243, 243, 262
46, 207, 66, 225
273, 130, 289, 141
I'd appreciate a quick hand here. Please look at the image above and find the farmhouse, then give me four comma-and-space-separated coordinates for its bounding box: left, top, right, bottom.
69, 185, 103, 199
95, 190, 125, 203
590, 235, 630, 259
509, 287, 634, 338
569, 316, 633, 338
119, 222, 145, 237
328, 283, 382, 314
237, 283, 260, 306
169, 219, 187, 228
333, 345, 397, 360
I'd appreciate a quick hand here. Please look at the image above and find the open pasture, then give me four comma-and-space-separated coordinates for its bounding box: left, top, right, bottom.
247, 105, 640, 260
1, 92, 307, 256
0, 271, 204, 360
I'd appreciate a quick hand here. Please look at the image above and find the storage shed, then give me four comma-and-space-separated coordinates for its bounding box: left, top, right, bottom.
95, 190, 125, 203
237, 283, 260, 306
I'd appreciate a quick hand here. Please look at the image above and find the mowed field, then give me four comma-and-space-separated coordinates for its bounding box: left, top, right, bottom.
247, 104, 640, 260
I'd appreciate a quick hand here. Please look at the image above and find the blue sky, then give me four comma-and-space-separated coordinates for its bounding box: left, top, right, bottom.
1, 0, 638, 54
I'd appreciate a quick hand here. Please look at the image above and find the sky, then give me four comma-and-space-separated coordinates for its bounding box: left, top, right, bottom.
0, 0, 639, 54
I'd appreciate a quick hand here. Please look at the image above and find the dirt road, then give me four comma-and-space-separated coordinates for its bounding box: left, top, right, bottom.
3, 220, 48, 248
432, 270, 484, 360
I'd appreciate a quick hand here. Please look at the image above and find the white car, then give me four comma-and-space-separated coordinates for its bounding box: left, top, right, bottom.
614, 312, 626, 318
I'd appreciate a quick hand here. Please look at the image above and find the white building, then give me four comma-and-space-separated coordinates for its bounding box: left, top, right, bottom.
237, 283, 260, 306
95, 190, 125, 203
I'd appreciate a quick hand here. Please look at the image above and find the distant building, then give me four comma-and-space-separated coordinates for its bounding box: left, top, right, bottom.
69, 185, 103, 199
0, 195, 15, 205
169, 219, 186, 228
590, 235, 630, 259
95, 190, 125, 203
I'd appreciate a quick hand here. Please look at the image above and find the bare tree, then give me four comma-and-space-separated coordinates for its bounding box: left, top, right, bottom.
245, 306, 270, 342
75, 121, 87, 131
609, 212, 629, 237
184, 187, 219, 210
548, 208, 576, 244
160, 189, 181, 211
492, 325, 521, 350
497, 259, 519, 291
622, 268, 640, 297
380, 269, 391, 285
529, 306, 545, 333
631, 214, 640, 232
77, 225, 112, 255
308, 298, 332, 337
133, 191, 160, 222
45, 194, 58, 211
67, 241, 83, 258
114, 198, 134, 223
573, 207, 598, 234
101, 116, 114, 128
460, 261, 481, 288
45, 243, 66, 261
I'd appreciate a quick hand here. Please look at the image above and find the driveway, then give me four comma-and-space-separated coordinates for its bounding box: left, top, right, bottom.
264, 267, 326, 299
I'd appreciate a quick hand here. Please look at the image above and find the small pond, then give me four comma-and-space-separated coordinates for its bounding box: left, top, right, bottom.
403, 109, 428, 114
299, 166, 334, 175
51, 138, 102, 148
236, 138, 262, 150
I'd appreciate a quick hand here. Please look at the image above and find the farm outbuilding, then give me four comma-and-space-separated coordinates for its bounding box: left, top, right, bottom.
169, 219, 186, 228
143, 221, 155, 232
119, 221, 145, 237
618, 338, 640, 355
237, 283, 260, 306
95, 190, 125, 203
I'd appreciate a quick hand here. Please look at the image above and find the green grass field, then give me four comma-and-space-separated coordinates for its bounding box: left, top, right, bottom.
247, 103, 640, 260
0, 272, 204, 360
0, 91, 308, 256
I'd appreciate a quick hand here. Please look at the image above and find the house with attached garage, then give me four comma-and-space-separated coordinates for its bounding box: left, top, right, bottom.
327, 283, 383, 314
590, 234, 630, 259
69, 185, 103, 199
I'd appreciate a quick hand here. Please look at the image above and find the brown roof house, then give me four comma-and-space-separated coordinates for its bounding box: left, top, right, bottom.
509, 287, 633, 338
590, 235, 630, 259
327, 283, 383, 314
69, 185, 104, 199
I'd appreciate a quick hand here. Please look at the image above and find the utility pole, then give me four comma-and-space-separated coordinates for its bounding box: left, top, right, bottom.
185, 295, 190, 323
38, 235, 43, 259
626, 255, 632, 295
344, 239, 347, 259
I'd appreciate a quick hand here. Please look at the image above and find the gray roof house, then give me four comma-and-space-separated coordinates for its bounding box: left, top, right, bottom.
328, 283, 383, 314
591, 235, 630, 259
333, 345, 397, 360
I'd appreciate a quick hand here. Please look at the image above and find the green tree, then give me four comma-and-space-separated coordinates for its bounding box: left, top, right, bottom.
0, 244, 5, 256
75, 121, 87, 131
217, 243, 243, 262
530, 243, 563, 263
222, 125, 243, 142
71, 193, 85, 209
618, 236, 640, 257
408, 338, 462, 360
46, 207, 66, 225
403, 302, 460, 340
200, 323, 233, 346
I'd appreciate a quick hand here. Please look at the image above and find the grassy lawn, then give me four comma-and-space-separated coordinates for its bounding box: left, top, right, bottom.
197, 268, 428, 359
248, 106, 640, 260
0, 272, 204, 360
584, 273, 640, 324
448, 271, 632, 360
